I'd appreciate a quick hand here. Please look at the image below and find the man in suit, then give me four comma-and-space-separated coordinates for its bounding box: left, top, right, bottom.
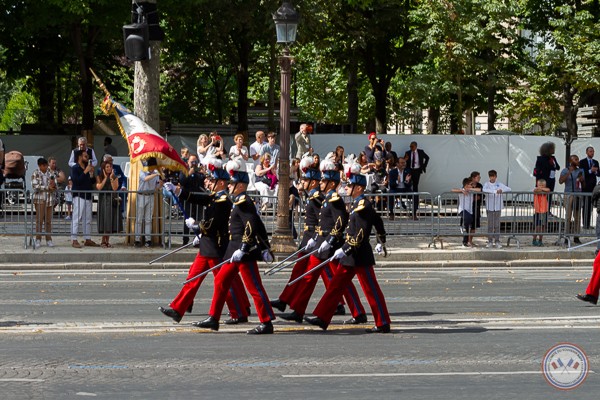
580, 146, 600, 229
404, 141, 430, 220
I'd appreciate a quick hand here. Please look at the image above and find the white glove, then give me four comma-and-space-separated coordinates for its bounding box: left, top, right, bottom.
332, 248, 345, 260
192, 236, 200, 246
163, 182, 176, 193
318, 241, 331, 253
185, 217, 197, 230
305, 238, 317, 251
375, 243, 383, 255
231, 249, 245, 262
262, 249, 274, 263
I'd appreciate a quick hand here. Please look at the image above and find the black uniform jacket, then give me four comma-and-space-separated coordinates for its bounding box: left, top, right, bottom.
340, 195, 386, 267
314, 189, 348, 260
299, 188, 324, 249
179, 188, 231, 258
224, 192, 270, 262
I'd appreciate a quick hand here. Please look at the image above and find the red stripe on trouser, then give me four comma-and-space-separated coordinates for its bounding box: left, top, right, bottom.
209, 261, 275, 323
586, 252, 600, 297
170, 254, 249, 319
313, 264, 390, 327
321, 260, 366, 317
278, 253, 310, 305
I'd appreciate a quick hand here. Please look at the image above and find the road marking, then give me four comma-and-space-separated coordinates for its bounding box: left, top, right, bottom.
0, 378, 44, 382
283, 370, 596, 378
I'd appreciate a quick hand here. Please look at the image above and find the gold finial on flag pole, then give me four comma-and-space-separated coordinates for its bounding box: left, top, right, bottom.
89, 68, 111, 98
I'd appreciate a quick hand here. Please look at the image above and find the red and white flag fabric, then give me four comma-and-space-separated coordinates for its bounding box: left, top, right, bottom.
101, 96, 187, 175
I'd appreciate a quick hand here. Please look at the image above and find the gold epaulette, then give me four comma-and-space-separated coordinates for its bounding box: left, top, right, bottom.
310, 191, 320, 200
329, 192, 341, 202
215, 194, 228, 203
234, 194, 246, 205
353, 199, 366, 212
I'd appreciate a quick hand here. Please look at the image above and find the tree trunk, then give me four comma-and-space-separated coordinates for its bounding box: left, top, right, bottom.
373, 82, 389, 134
236, 39, 251, 135
427, 107, 439, 134
487, 79, 496, 131
563, 83, 578, 164
347, 58, 359, 134
36, 65, 55, 128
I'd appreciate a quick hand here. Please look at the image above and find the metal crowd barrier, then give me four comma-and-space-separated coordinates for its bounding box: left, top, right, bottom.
0, 188, 30, 248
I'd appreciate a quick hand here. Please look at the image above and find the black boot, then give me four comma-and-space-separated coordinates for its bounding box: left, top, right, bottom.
192, 316, 219, 331
270, 299, 287, 312
247, 321, 273, 335
280, 311, 303, 323
158, 306, 182, 323
344, 313, 367, 324
365, 324, 391, 333
576, 293, 598, 305
224, 316, 249, 325
304, 316, 328, 330
334, 304, 346, 315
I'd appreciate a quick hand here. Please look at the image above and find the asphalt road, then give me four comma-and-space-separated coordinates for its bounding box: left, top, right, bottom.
0, 266, 599, 399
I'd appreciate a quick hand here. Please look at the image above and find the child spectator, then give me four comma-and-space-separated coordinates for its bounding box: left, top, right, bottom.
482, 170, 511, 248
533, 179, 551, 246
64, 177, 73, 220
470, 171, 483, 243
452, 177, 481, 247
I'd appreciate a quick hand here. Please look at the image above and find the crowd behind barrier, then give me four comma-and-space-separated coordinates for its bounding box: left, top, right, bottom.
1, 187, 598, 251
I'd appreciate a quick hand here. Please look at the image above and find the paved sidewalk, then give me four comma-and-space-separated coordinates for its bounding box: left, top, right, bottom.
1, 234, 596, 270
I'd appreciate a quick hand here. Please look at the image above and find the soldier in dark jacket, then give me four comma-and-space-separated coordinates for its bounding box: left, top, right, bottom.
278, 155, 366, 324
158, 157, 250, 324
196, 157, 276, 334
305, 163, 391, 334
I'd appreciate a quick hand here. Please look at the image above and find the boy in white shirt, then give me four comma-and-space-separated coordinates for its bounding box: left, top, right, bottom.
482, 170, 511, 248
452, 177, 480, 247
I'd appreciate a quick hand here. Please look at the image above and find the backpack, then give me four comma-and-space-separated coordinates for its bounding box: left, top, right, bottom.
4, 151, 26, 179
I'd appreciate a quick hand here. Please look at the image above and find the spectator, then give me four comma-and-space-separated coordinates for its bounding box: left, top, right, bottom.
294, 123, 312, 159
533, 141, 560, 210
68, 137, 98, 168
364, 132, 378, 163
559, 155, 585, 244
260, 132, 281, 162
31, 157, 57, 248
387, 157, 411, 220
135, 158, 163, 247
593, 181, 600, 255
333, 146, 345, 171
96, 159, 121, 248
70, 149, 98, 248
579, 146, 600, 229
290, 157, 301, 186
255, 153, 278, 212
229, 134, 249, 161
452, 177, 480, 248
178, 155, 205, 245
249, 130, 266, 167
101, 154, 127, 214
384, 142, 398, 164
48, 156, 67, 212
196, 134, 209, 161
103, 137, 118, 157
371, 159, 388, 211
482, 169, 511, 248
64, 177, 73, 220
532, 179, 551, 247
404, 141, 430, 220
289, 180, 300, 239
206, 132, 225, 159
470, 171, 483, 243
312, 153, 321, 170
357, 151, 372, 174
180, 147, 191, 164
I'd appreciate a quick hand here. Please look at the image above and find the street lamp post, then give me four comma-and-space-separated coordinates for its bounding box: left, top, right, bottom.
270, 1, 299, 254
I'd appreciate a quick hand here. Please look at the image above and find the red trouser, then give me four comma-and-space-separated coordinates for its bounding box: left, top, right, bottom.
278, 253, 310, 305
209, 260, 275, 323
289, 255, 366, 317
170, 254, 250, 319
313, 264, 391, 328
585, 252, 600, 297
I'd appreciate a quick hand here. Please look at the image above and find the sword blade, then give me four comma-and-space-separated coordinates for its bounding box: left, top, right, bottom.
287, 256, 334, 286
149, 241, 195, 264
183, 258, 230, 285
568, 238, 600, 251
267, 247, 319, 276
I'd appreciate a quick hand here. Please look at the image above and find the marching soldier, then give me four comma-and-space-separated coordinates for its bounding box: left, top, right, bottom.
305, 162, 391, 333
196, 157, 276, 334
158, 156, 250, 324
276, 154, 367, 323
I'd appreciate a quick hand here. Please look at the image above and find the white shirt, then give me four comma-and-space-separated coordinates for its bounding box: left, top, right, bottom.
482, 181, 511, 211
250, 141, 263, 167
457, 192, 474, 214
229, 145, 248, 159
68, 147, 98, 167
